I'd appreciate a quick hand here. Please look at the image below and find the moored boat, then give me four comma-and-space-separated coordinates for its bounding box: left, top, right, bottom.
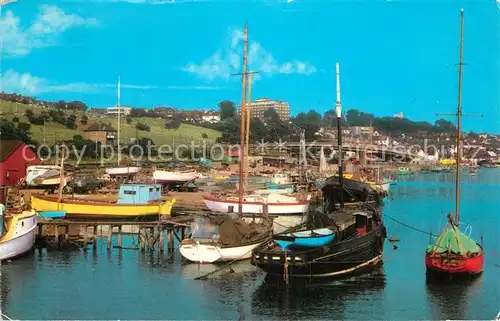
30, 183, 176, 219
395, 167, 412, 175
105, 166, 141, 176
425, 9, 484, 280
179, 215, 272, 263
203, 193, 309, 215
0, 207, 37, 261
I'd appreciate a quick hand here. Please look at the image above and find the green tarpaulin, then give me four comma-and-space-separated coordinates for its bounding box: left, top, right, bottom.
427, 228, 480, 254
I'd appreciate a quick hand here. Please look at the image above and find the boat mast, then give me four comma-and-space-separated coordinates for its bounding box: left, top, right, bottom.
335, 62, 344, 208
117, 74, 121, 166
454, 9, 464, 225
57, 143, 66, 210
238, 24, 249, 217
244, 73, 253, 192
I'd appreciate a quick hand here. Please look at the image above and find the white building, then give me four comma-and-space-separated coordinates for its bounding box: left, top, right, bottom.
106, 106, 132, 117
202, 114, 220, 123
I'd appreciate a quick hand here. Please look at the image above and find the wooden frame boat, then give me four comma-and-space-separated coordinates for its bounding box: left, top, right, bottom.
31, 194, 175, 219
252, 207, 386, 278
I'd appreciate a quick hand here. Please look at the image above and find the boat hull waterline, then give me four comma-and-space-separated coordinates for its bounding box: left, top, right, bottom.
425, 248, 484, 276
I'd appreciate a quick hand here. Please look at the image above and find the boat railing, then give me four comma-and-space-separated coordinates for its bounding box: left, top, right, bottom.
463, 224, 472, 237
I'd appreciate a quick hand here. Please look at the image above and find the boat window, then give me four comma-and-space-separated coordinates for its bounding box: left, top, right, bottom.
149, 188, 154, 192
123, 190, 136, 195
156, 188, 160, 192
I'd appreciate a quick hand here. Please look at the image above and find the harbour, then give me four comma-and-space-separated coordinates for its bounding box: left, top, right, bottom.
1, 170, 499, 320
1, 3, 500, 320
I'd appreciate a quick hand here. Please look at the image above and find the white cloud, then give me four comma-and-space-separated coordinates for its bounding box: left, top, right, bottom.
0, 5, 98, 57
183, 27, 317, 81
0, 69, 220, 95
90, 0, 177, 4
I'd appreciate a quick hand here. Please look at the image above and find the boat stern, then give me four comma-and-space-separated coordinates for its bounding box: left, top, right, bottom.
179, 239, 222, 263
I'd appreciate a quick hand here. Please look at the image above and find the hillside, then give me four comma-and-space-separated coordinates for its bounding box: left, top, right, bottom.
0, 101, 221, 145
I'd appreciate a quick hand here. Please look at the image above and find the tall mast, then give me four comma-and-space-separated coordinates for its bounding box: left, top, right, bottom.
244, 73, 253, 191
238, 24, 248, 216
454, 9, 464, 225
117, 74, 121, 166
335, 62, 344, 208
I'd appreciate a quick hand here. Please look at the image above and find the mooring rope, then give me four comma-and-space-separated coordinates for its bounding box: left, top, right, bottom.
383, 213, 436, 237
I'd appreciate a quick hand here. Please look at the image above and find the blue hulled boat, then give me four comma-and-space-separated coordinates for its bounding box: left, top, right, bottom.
273, 228, 335, 250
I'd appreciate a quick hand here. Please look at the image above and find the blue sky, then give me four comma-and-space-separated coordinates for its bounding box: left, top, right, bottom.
1, 0, 499, 133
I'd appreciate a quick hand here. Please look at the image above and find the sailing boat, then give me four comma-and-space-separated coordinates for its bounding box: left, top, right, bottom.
252, 63, 386, 279
105, 75, 140, 177
180, 24, 272, 263
425, 9, 484, 278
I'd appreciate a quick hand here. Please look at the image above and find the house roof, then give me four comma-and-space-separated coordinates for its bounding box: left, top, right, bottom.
84, 123, 117, 132
0, 140, 23, 162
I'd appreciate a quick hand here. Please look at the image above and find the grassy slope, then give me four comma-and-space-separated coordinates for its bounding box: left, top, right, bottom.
0, 100, 221, 145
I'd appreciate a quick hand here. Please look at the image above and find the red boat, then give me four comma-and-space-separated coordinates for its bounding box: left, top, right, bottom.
425, 215, 484, 276
425, 9, 484, 279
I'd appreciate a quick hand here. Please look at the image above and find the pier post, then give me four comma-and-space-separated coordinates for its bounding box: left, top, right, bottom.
83, 225, 88, 249
92, 226, 97, 249
167, 229, 174, 252
54, 224, 59, 249
38, 224, 43, 238
117, 225, 122, 248
139, 228, 145, 252
107, 225, 113, 250
263, 204, 269, 218
147, 228, 154, 250
64, 225, 69, 240
159, 228, 164, 253
181, 227, 186, 240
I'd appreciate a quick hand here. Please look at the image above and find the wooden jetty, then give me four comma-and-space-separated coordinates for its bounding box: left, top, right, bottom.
36, 215, 193, 252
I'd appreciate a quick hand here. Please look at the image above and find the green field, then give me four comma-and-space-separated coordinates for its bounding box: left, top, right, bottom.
0, 100, 221, 145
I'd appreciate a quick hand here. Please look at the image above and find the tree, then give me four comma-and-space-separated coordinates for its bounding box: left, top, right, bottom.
323, 110, 337, 128
17, 122, 31, 132
263, 108, 281, 123
219, 100, 236, 120
80, 114, 88, 125
126, 115, 133, 124
201, 133, 208, 139
25, 109, 33, 118
12, 116, 19, 123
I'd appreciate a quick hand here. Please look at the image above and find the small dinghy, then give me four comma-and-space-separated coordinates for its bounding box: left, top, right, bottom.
273, 228, 335, 250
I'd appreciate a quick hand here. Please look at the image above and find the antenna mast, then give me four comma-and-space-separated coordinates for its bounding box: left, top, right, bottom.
454, 9, 464, 225
335, 62, 344, 208
117, 74, 121, 166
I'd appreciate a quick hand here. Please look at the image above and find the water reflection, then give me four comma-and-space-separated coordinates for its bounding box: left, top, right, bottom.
251, 266, 387, 320
425, 274, 483, 320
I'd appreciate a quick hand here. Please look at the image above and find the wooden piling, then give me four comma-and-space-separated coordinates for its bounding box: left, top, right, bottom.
167, 229, 174, 252
117, 225, 122, 248
83, 225, 88, 249
147, 228, 154, 249
64, 225, 69, 240
139, 228, 145, 252
159, 228, 164, 253
107, 225, 113, 250
93, 225, 97, 249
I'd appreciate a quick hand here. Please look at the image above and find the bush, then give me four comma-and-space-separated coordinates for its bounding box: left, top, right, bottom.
25, 109, 34, 118
28, 116, 45, 125
80, 114, 88, 125
135, 122, 151, 132
17, 122, 31, 132
12, 116, 19, 123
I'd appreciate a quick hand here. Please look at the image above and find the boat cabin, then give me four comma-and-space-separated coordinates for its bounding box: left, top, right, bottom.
117, 184, 163, 204
353, 211, 376, 236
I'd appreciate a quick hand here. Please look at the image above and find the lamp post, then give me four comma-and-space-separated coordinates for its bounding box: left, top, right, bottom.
335, 62, 344, 208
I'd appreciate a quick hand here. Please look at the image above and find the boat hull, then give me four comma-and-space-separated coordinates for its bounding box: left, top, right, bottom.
153, 170, 198, 183
274, 228, 335, 250
0, 211, 37, 261
30, 195, 175, 219
252, 224, 386, 278
180, 239, 265, 263
105, 167, 141, 176
203, 198, 308, 215
425, 249, 484, 277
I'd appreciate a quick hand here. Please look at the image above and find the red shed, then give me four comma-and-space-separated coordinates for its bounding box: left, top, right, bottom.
0, 140, 41, 187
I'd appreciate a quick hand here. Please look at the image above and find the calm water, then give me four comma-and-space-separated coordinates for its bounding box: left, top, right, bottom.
2, 169, 500, 320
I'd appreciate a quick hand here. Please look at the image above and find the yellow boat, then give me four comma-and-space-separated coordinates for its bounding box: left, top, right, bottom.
1, 209, 37, 260
30, 183, 176, 219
